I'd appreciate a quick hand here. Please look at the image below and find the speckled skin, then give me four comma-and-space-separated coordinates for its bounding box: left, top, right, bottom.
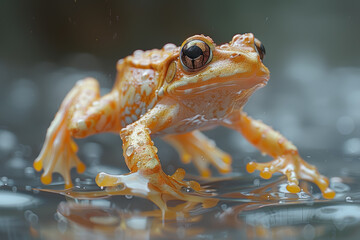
33, 34, 334, 207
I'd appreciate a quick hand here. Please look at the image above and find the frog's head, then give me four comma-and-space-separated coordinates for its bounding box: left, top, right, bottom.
162, 34, 269, 99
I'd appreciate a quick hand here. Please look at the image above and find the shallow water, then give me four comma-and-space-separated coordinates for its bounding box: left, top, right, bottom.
1, 147, 360, 239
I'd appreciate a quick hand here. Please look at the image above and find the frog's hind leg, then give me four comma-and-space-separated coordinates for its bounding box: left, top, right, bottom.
34, 78, 120, 188
163, 130, 232, 177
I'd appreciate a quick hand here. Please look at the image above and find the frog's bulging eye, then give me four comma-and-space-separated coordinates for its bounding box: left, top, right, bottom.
180, 40, 212, 72
254, 38, 266, 61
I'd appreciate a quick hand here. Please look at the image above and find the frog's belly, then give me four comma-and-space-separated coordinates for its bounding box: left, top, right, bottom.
157, 114, 222, 135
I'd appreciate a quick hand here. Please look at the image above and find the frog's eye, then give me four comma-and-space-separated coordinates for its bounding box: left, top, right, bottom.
180, 40, 212, 72
254, 38, 266, 61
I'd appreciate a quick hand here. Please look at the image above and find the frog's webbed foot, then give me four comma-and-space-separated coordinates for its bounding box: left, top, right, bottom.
164, 131, 232, 177
246, 154, 335, 199
34, 78, 108, 188
95, 168, 216, 212
33, 110, 85, 188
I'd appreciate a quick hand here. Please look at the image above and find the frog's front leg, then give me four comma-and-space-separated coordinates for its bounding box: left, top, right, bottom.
224, 111, 335, 199
95, 103, 204, 209
164, 130, 232, 177
34, 78, 120, 188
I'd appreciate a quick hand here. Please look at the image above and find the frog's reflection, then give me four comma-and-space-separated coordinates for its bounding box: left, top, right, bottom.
47, 176, 337, 239
56, 201, 205, 239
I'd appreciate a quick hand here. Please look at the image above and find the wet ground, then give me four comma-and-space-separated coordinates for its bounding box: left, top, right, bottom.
1, 126, 360, 240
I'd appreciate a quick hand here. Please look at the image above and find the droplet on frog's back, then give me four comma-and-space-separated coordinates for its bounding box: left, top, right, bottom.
125, 145, 134, 157
141, 72, 149, 81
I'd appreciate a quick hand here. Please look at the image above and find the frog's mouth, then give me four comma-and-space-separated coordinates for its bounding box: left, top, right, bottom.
172, 75, 268, 95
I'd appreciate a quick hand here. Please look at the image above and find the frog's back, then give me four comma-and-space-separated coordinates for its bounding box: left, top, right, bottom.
113, 43, 180, 128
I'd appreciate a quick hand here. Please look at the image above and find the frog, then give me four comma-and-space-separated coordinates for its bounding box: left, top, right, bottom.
33, 33, 335, 204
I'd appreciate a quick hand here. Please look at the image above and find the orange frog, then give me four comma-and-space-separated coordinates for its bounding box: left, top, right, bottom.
34, 33, 335, 201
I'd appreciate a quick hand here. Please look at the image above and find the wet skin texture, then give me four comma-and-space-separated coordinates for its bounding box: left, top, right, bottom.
33, 33, 335, 208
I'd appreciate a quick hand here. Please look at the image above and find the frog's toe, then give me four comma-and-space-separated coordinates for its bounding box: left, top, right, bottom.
292, 160, 335, 199
247, 155, 335, 199
185, 150, 232, 177
165, 132, 232, 177
34, 112, 85, 189
246, 158, 284, 180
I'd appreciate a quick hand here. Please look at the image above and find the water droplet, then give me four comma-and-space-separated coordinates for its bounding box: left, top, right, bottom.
24, 210, 39, 224
220, 204, 228, 211
1, 176, 8, 184
337, 116, 355, 135
125, 145, 134, 157
345, 196, 353, 202
141, 71, 149, 80
253, 178, 260, 187
24, 167, 35, 178
6, 157, 27, 170
330, 180, 350, 193
181, 186, 194, 193
343, 138, 360, 155
7, 179, 14, 186
125, 195, 133, 199
0, 130, 17, 157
